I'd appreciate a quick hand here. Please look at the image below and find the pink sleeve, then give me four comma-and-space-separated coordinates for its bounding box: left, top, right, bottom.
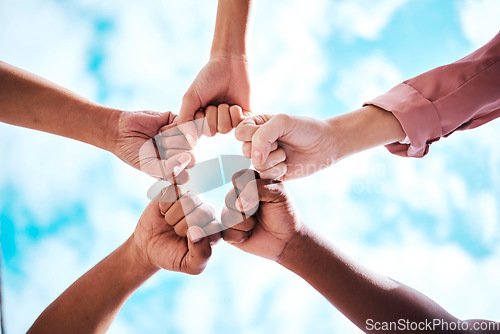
365, 31, 500, 158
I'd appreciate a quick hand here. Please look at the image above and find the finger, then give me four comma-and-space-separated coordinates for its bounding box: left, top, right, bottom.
223, 187, 258, 217
242, 141, 278, 159
242, 142, 252, 159
179, 89, 200, 122
217, 104, 232, 134
177, 121, 198, 150
233, 180, 260, 213
229, 105, 245, 128
174, 202, 215, 237
158, 122, 182, 137
158, 184, 183, 215
154, 111, 178, 135
161, 149, 196, 169
259, 162, 287, 180
251, 114, 290, 167
164, 193, 203, 228
234, 178, 286, 213
202, 220, 222, 245
194, 109, 205, 138
204, 105, 218, 137
234, 114, 274, 141
138, 144, 191, 181
221, 206, 257, 231
222, 228, 252, 244
254, 147, 286, 171
185, 226, 212, 275
235, 122, 258, 142
159, 135, 192, 150
231, 169, 260, 193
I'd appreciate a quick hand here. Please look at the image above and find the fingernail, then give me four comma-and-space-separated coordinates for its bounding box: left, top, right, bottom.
188, 226, 204, 244
186, 134, 196, 149
253, 151, 263, 165
173, 153, 191, 176
235, 197, 249, 211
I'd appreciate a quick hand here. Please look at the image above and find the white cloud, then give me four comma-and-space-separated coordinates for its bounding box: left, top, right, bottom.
458, 0, 500, 49
0, 0, 98, 99
334, 53, 403, 109
250, 0, 330, 117
329, 0, 409, 41
1, 0, 499, 333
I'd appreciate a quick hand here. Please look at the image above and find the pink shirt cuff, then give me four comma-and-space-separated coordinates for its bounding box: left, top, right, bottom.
365, 83, 442, 157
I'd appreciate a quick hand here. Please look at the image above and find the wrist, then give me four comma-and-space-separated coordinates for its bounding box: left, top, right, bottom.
103, 107, 124, 155
209, 50, 248, 63
122, 235, 160, 279
277, 225, 313, 269
326, 105, 406, 162
211, 0, 251, 60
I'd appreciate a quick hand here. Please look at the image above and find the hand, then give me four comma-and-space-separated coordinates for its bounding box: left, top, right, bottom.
157, 104, 246, 165
176, 55, 252, 147
112, 110, 195, 183
220, 170, 303, 261
235, 114, 336, 180
133, 185, 221, 275
194, 104, 246, 137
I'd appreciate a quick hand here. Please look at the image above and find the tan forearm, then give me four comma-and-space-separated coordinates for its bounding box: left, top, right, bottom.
28, 236, 158, 334
328, 105, 406, 162
278, 227, 457, 333
0, 61, 121, 152
211, 0, 254, 58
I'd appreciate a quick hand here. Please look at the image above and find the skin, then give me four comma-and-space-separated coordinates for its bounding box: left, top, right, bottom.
158, 104, 246, 161
176, 0, 254, 147
221, 170, 499, 334
235, 105, 407, 180
28, 188, 221, 334
0, 61, 193, 183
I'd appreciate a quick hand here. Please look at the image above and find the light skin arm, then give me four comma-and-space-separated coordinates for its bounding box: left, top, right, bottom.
28, 188, 220, 334
235, 105, 406, 180
221, 171, 494, 334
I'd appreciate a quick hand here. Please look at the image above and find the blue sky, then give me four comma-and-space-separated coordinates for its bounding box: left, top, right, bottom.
1, 0, 499, 333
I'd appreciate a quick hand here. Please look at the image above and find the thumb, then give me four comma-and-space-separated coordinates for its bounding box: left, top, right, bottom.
234, 179, 286, 213
251, 114, 289, 166
155, 111, 177, 129
178, 89, 202, 149
179, 89, 200, 124
185, 226, 212, 275
139, 143, 192, 181
234, 114, 274, 142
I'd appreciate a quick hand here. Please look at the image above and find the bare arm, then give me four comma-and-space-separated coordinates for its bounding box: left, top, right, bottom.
222, 173, 498, 333
235, 105, 406, 180
28, 189, 220, 333
278, 227, 459, 333
27, 237, 158, 334
176, 0, 254, 147
210, 0, 253, 59
0, 61, 196, 179
0, 61, 119, 151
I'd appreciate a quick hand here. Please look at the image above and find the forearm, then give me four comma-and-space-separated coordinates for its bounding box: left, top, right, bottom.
211, 0, 253, 58
328, 105, 406, 163
0, 61, 121, 151
278, 227, 458, 333
28, 236, 159, 334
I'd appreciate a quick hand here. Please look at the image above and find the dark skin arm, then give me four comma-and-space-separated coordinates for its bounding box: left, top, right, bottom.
28, 187, 221, 333
221, 170, 498, 333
